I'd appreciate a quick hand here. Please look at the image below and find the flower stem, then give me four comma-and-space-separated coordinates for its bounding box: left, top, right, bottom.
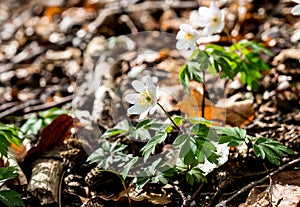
157, 102, 180, 131
202, 72, 205, 118
224, 28, 233, 44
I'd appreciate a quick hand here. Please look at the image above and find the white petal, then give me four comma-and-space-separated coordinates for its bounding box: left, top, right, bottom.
215, 21, 225, 33
132, 80, 145, 92
292, 4, 300, 15
176, 40, 189, 50
149, 87, 157, 104
139, 110, 149, 120
210, 1, 220, 16
145, 76, 155, 88
125, 93, 140, 104
149, 105, 157, 115
198, 7, 211, 17
128, 104, 147, 114
179, 23, 193, 32
195, 17, 212, 27
203, 27, 214, 36
176, 30, 185, 39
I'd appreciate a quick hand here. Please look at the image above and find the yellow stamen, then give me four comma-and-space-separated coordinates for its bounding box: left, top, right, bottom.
184, 32, 194, 41
138, 89, 153, 107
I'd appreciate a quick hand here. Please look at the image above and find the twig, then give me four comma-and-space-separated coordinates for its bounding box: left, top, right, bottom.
215, 157, 300, 207
0, 95, 73, 120
88, 1, 198, 32
0, 99, 41, 120
23, 95, 73, 114
170, 181, 188, 207
184, 183, 204, 206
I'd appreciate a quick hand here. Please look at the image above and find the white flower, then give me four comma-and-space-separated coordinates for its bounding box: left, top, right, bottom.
194, 1, 225, 36
292, 0, 300, 15
125, 76, 157, 120
176, 23, 200, 50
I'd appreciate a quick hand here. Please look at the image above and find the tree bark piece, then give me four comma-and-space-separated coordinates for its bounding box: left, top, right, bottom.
27, 158, 65, 206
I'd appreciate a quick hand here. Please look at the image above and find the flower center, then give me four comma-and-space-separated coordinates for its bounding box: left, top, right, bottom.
184, 32, 195, 41
213, 17, 219, 22
138, 89, 153, 107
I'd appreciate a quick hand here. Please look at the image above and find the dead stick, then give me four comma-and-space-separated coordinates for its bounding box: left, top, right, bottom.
0, 95, 72, 120
0, 100, 41, 119
215, 157, 300, 207
89, 1, 198, 32
23, 95, 73, 114
184, 183, 204, 206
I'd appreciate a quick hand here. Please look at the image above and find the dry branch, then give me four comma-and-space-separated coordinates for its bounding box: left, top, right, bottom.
216, 157, 300, 207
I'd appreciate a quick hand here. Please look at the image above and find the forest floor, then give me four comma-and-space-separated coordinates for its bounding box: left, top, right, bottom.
0, 0, 299, 206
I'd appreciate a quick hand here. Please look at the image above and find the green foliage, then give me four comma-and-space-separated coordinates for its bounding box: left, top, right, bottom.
253, 137, 294, 165
89, 114, 294, 188
0, 124, 24, 207
101, 119, 130, 139
178, 40, 273, 92
20, 107, 69, 135
186, 167, 207, 185
0, 124, 22, 157
141, 131, 167, 162
217, 126, 248, 147
0, 167, 18, 185
0, 190, 24, 207
101, 119, 168, 141
134, 158, 175, 188
87, 141, 133, 169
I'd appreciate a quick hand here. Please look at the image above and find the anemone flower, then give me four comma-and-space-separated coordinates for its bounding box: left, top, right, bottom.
194, 1, 225, 36
176, 23, 200, 50
125, 76, 157, 120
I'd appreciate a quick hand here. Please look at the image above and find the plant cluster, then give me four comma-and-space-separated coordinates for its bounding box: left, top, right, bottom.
0, 124, 24, 207
0, 108, 69, 207
88, 1, 295, 191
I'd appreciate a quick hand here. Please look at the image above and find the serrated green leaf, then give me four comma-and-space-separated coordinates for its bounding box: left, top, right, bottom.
141, 132, 167, 161
187, 117, 212, 126
173, 134, 189, 148
179, 64, 190, 94
121, 157, 138, 179
0, 190, 24, 207
253, 137, 294, 165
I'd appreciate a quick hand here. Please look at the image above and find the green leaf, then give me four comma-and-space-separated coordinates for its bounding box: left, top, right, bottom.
179, 64, 190, 94
186, 167, 206, 185
187, 117, 212, 126
217, 127, 247, 147
141, 132, 167, 161
0, 167, 18, 185
121, 157, 138, 179
195, 138, 218, 164
101, 119, 129, 138
0, 124, 23, 157
173, 134, 189, 148
0, 135, 10, 157
0, 190, 24, 207
172, 116, 183, 127
253, 137, 294, 165
20, 107, 69, 135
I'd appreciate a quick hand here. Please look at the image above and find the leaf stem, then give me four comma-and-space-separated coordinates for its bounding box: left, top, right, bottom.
157, 102, 181, 131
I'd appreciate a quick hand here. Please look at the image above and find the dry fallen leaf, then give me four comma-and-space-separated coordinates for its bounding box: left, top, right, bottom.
26, 114, 73, 160
225, 100, 254, 127
178, 88, 226, 124
178, 88, 254, 126
239, 184, 300, 207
